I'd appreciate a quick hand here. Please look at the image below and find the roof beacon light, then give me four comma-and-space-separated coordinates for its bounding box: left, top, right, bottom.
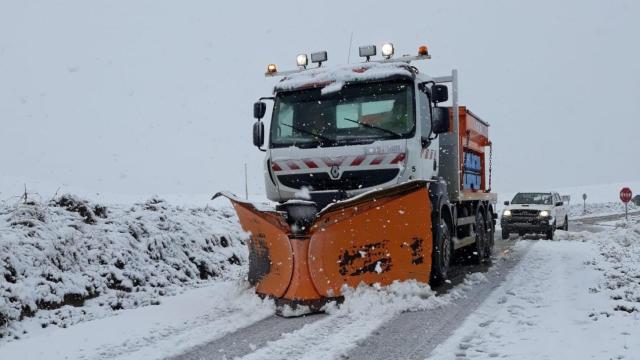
310, 51, 328, 67
296, 54, 308, 68
266, 64, 277, 74
418, 45, 429, 56
381, 42, 394, 59
359, 45, 376, 61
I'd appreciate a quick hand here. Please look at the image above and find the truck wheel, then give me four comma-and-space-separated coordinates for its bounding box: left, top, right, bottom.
430, 218, 452, 285
546, 225, 555, 240
484, 215, 495, 258
563, 216, 569, 231
472, 211, 487, 263
501, 228, 509, 240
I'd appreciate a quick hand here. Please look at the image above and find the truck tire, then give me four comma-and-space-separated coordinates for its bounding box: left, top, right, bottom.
430, 218, 452, 285
545, 224, 555, 240
472, 211, 487, 263
501, 228, 509, 240
484, 212, 495, 258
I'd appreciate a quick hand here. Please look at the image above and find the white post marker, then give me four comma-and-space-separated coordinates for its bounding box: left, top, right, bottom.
244, 163, 249, 200
620, 187, 632, 221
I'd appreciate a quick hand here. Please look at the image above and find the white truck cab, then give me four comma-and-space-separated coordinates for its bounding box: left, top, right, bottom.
501, 192, 570, 240
254, 61, 446, 209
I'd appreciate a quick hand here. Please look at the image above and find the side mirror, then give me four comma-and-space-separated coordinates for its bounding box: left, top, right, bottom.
431, 107, 450, 134
253, 121, 264, 148
432, 84, 448, 103
504, 201, 510, 206
253, 101, 266, 119
555, 201, 563, 206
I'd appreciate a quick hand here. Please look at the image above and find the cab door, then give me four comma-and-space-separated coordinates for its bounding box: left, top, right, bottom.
554, 193, 566, 225
418, 86, 438, 180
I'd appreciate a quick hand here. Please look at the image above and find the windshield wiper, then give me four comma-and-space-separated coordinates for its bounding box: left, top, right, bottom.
280, 123, 335, 144
343, 118, 403, 138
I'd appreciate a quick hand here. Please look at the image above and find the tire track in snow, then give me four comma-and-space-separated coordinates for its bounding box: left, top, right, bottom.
344, 237, 532, 360
171, 314, 326, 360
84, 283, 276, 360
238, 273, 493, 360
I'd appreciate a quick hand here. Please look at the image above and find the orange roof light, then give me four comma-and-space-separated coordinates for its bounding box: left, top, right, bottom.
418, 45, 429, 56
267, 64, 277, 73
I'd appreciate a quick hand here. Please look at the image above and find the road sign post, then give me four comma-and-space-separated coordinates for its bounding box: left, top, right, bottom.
620, 187, 633, 221
582, 193, 587, 214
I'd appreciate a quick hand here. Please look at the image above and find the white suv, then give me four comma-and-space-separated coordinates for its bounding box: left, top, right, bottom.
501, 192, 569, 240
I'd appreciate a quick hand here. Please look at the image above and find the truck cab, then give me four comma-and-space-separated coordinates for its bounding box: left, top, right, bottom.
501, 192, 570, 240
253, 61, 448, 208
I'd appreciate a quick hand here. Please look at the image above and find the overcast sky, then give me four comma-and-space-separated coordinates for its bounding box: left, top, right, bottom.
1, 0, 638, 201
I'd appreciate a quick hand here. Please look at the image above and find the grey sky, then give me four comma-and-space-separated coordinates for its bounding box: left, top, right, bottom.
1, 0, 638, 199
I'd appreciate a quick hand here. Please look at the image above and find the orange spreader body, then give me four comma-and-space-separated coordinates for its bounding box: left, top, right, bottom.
215, 181, 434, 308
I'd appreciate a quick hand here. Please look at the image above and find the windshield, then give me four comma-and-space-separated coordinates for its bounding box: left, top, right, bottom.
270, 81, 415, 148
511, 193, 553, 205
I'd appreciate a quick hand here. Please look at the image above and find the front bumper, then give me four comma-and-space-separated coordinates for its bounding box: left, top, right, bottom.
501, 217, 553, 233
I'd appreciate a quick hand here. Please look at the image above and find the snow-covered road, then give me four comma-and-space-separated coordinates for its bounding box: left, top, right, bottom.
429, 235, 639, 359
2, 213, 639, 360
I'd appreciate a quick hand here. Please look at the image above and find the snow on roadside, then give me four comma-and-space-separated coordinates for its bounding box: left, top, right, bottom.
0, 194, 248, 343
429, 219, 640, 359
569, 201, 638, 219
241, 274, 488, 360
0, 280, 275, 360
581, 218, 640, 316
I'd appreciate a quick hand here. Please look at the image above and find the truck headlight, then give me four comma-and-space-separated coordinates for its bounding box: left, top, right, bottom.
503, 210, 511, 217
539, 210, 550, 217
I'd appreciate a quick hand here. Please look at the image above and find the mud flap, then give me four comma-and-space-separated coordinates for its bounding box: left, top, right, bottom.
214, 181, 433, 304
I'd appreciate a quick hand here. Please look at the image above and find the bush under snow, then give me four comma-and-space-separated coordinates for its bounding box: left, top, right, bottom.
0, 195, 246, 340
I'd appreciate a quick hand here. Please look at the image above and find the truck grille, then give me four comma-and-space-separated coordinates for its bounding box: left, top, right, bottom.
511, 209, 540, 217
277, 169, 400, 191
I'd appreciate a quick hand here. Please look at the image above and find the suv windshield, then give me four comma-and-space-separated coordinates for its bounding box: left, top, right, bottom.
511, 193, 553, 205
270, 81, 414, 148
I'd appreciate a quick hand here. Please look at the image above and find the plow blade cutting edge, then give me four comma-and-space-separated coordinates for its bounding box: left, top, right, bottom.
213, 181, 433, 310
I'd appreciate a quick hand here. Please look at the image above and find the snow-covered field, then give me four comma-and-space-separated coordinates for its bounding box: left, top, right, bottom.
569, 201, 638, 219
430, 217, 640, 359
0, 194, 247, 342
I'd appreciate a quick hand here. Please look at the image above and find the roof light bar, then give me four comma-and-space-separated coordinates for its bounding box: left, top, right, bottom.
310, 51, 327, 67
358, 45, 376, 61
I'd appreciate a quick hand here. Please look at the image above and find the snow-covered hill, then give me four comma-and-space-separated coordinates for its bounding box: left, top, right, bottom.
0, 195, 247, 341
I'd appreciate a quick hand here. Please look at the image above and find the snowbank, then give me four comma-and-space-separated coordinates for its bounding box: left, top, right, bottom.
0, 195, 247, 341
558, 217, 640, 315
569, 201, 638, 219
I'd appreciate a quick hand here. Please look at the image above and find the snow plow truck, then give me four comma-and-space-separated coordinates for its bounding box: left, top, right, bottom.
215, 43, 497, 311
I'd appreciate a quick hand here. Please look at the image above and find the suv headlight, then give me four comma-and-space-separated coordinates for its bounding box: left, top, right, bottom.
503, 210, 512, 217
539, 210, 550, 217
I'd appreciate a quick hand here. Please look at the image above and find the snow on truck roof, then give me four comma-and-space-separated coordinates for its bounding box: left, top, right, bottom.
273, 62, 419, 94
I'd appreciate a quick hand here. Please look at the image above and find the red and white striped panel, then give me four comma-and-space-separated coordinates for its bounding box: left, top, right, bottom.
271, 153, 406, 173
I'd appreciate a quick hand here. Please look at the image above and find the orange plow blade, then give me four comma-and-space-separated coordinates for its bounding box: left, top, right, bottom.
308, 182, 433, 297
213, 181, 433, 310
